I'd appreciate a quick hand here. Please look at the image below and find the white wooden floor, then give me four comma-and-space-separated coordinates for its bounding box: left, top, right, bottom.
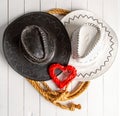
0, 0, 120, 116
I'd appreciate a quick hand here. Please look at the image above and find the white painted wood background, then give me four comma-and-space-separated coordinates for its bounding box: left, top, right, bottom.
0, 0, 120, 116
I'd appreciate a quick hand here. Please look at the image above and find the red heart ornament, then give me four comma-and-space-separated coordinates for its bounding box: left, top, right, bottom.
49, 64, 77, 89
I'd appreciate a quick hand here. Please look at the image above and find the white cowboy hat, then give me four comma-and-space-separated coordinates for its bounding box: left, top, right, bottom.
61, 10, 118, 81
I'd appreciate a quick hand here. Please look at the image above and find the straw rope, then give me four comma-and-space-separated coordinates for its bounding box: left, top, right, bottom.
48, 8, 70, 15
27, 8, 90, 111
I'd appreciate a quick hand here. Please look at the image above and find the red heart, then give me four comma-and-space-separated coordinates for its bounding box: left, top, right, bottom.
49, 64, 77, 89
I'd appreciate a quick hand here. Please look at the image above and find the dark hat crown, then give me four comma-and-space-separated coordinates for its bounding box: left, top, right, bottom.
21, 25, 54, 64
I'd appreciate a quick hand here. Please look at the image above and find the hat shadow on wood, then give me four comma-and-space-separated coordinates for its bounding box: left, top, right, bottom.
0, 24, 8, 63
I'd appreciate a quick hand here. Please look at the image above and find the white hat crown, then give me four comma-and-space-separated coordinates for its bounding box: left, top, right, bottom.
72, 23, 101, 60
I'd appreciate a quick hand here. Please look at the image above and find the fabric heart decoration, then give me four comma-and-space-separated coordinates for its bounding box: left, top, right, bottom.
49, 64, 77, 89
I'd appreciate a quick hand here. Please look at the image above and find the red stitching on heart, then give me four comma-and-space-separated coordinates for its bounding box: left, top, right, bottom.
49, 64, 77, 89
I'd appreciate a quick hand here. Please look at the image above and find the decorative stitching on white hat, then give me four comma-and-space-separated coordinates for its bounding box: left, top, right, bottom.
64, 15, 114, 78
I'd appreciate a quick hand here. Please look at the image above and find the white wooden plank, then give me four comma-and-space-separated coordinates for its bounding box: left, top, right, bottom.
103, 0, 119, 116
87, 78, 103, 116
40, 1, 57, 116
88, 0, 103, 18
117, 1, 120, 115
103, 58, 119, 116
8, 68, 24, 116
103, 0, 118, 31
25, 0, 40, 13
41, 0, 56, 11
8, 0, 24, 116
56, 0, 71, 10
24, 80, 40, 116
24, 1, 40, 115
87, 0, 104, 116
103, 60, 119, 116
0, 0, 8, 116
9, 0, 24, 23
71, 0, 88, 10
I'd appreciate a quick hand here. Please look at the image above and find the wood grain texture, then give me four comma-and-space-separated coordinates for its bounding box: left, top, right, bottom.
41, 0, 56, 11
0, 0, 119, 116
56, 0, 71, 10
71, 0, 87, 10
0, 0, 8, 116
103, 0, 119, 116
8, 0, 24, 116
117, 2, 120, 115
25, 0, 40, 12
87, 0, 104, 116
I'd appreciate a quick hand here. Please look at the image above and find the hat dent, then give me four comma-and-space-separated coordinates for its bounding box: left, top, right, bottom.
21, 25, 55, 64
